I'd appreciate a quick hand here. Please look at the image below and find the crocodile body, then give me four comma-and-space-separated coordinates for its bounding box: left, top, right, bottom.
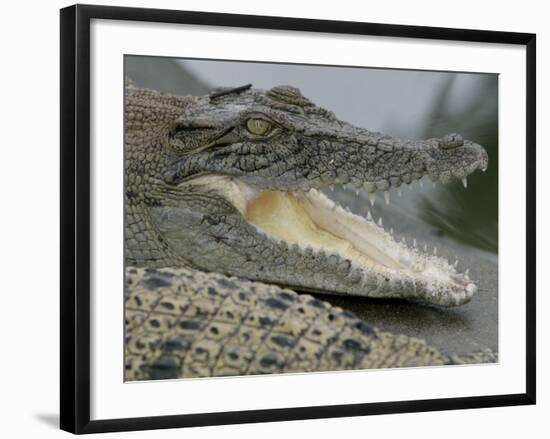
125, 267, 453, 380
124, 83, 491, 380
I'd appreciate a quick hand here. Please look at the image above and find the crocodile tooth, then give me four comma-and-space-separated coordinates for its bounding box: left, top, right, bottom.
376, 180, 390, 191
390, 227, 394, 236
440, 171, 452, 184
355, 189, 360, 197
364, 182, 376, 192
433, 247, 438, 256
465, 269, 470, 278
424, 244, 428, 252
378, 217, 383, 227
384, 191, 390, 205
462, 177, 468, 188
367, 210, 373, 221
419, 179, 424, 188
368, 193, 376, 206
413, 239, 417, 248
329, 185, 334, 191
453, 259, 458, 268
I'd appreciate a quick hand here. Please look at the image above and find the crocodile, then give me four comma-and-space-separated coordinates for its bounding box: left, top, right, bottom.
124, 83, 490, 381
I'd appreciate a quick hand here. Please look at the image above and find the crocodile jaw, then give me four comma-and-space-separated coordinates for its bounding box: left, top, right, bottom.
187, 175, 476, 307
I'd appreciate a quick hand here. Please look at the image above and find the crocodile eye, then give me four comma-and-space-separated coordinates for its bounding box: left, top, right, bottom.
246, 118, 272, 136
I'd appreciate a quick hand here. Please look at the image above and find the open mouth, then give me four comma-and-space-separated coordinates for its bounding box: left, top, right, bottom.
184, 174, 477, 307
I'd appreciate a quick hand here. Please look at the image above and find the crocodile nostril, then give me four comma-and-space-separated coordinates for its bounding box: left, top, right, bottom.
440, 133, 464, 149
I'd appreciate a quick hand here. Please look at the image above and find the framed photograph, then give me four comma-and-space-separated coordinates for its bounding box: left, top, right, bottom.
60, 4, 536, 434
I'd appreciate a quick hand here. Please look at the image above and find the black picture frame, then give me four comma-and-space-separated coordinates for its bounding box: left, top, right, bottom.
60, 4, 536, 434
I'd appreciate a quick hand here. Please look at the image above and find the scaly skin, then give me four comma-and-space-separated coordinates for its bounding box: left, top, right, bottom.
124, 84, 492, 380
125, 267, 449, 380
125, 267, 497, 380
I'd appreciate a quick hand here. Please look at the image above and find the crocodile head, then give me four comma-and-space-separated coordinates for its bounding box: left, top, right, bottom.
125, 84, 488, 307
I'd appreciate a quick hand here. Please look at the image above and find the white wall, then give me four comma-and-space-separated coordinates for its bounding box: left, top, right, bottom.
0, 0, 546, 438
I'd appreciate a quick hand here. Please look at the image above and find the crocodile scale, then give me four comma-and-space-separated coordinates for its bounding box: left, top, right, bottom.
125, 267, 449, 380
